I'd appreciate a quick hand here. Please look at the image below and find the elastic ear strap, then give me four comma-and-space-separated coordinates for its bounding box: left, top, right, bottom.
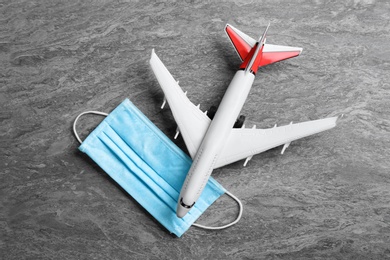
73, 111, 108, 144
192, 190, 243, 230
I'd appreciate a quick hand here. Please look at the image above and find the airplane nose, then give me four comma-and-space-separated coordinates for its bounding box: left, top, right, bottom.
176, 204, 188, 218
176, 198, 194, 218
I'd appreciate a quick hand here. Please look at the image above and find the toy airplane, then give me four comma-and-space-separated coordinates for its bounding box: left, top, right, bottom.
150, 23, 340, 218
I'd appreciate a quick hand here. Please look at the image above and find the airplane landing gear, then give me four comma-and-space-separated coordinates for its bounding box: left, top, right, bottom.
234, 115, 245, 128
207, 105, 217, 120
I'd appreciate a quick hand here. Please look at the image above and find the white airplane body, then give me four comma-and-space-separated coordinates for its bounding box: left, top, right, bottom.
150, 24, 340, 218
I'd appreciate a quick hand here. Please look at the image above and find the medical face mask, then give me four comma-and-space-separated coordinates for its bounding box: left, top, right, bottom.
73, 99, 242, 237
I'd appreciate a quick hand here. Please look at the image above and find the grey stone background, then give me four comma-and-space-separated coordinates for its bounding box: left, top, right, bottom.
1, 0, 390, 259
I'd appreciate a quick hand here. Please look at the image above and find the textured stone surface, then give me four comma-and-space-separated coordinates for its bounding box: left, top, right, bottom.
1, 0, 390, 259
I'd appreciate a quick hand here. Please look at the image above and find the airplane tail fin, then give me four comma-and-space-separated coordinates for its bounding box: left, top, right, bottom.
225, 24, 256, 61
225, 24, 303, 71
258, 22, 270, 45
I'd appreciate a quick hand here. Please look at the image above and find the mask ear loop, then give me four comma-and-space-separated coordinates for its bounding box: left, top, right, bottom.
192, 190, 243, 230
73, 111, 108, 144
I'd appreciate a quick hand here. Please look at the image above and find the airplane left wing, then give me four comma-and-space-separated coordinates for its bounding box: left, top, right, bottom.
150, 50, 211, 158
214, 116, 340, 168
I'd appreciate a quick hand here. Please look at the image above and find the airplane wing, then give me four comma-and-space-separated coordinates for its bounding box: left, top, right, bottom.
149, 50, 211, 158
260, 44, 303, 67
225, 24, 302, 66
214, 116, 340, 168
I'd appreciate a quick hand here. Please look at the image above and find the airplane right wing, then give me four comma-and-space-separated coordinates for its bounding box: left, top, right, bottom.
214, 116, 340, 168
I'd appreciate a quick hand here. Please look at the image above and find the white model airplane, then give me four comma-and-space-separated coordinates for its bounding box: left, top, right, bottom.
150, 23, 340, 218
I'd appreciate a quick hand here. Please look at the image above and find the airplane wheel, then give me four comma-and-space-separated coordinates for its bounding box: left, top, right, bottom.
234, 115, 245, 128
207, 105, 217, 120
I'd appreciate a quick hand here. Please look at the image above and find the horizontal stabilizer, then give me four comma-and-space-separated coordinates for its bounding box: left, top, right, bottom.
259, 44, 303, 67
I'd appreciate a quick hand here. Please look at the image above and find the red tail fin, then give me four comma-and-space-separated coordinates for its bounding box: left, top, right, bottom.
225, 24, 253, 61
225, 24, 303, 74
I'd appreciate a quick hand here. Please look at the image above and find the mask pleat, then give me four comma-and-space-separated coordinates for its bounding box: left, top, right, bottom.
99, 128, 179, 211
109, 105, 191, 192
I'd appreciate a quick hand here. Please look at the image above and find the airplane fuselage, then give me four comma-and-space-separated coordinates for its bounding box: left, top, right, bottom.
177, 69, 255, 217
149, 24, 337, 223
173, 23, 307, 218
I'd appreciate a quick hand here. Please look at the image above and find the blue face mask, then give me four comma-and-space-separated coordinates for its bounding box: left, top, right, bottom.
73, 99, 242, 237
